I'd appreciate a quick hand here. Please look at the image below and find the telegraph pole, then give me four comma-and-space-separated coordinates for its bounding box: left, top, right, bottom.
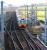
1, 1, 4, 50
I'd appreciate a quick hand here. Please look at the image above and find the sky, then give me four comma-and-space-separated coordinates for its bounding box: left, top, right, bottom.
0, 0, 47, 7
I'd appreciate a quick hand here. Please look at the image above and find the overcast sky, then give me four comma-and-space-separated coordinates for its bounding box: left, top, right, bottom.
0, 0, 47, 7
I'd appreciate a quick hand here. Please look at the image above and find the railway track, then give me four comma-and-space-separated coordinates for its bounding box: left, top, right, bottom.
10, 31, 23, 50
15, 29, 31, 50
5, 27, 47, 50
20, 29, 40, 50
25, 29, 47, 50
4, 32, 15, 50
4, 31, 23, 50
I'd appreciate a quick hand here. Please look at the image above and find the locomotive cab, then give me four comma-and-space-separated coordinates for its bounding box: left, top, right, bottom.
18, 19, 28, 28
